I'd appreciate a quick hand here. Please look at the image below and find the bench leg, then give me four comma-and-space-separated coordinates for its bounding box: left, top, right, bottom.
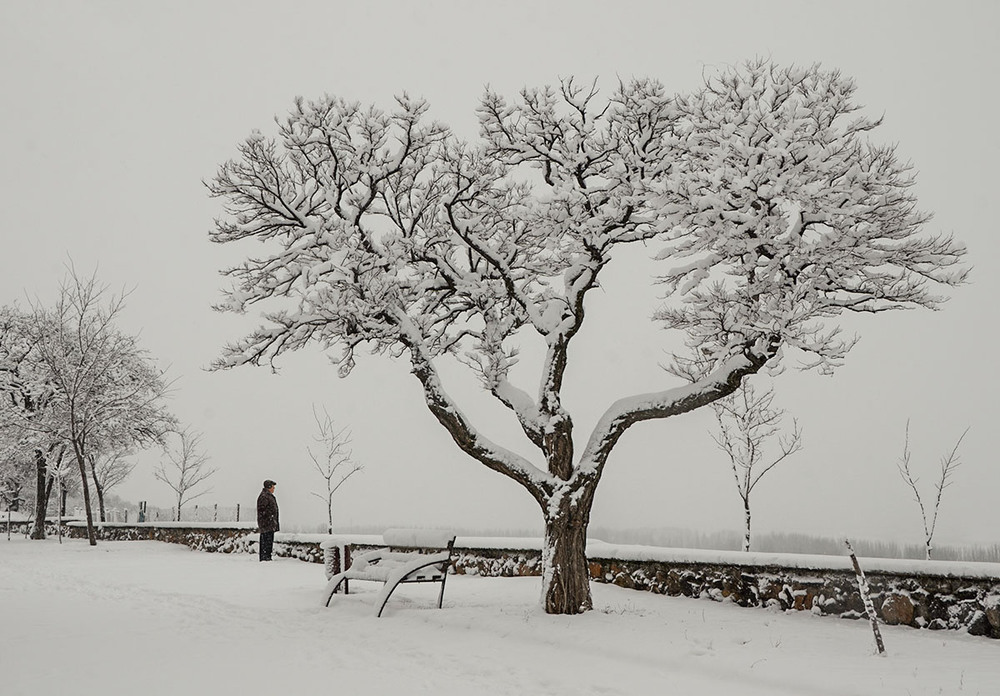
375, 577, 404, 618
437, 574, 448, 609
322, 575, 348, 608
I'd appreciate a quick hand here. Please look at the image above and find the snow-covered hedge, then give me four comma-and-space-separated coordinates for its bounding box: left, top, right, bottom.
67, 523, 1000, 638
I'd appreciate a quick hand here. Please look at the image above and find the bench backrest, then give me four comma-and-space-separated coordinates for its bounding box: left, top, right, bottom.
382, 528, 456, 549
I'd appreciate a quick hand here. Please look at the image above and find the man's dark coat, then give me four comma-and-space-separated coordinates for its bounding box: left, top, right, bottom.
257, 488, 279, 532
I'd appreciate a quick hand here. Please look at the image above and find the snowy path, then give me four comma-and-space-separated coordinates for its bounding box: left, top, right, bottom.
1, 539, 996, 695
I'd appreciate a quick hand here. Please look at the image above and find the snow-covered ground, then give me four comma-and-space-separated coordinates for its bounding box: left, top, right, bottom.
1, 539, 996, 695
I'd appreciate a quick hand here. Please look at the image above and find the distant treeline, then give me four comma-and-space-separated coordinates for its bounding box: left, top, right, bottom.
587, 526, 1000, 564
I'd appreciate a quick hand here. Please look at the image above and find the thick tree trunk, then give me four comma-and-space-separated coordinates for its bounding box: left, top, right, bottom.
30, 449, 48, 540
541, 493, 594, 614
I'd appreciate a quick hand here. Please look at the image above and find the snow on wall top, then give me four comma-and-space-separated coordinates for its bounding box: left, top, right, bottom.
583, 541, 1000, 580
63, 524, 1000, 580
67, 520, 258, 530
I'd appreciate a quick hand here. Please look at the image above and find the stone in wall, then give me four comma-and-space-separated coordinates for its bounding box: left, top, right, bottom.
880, 592, 915, 625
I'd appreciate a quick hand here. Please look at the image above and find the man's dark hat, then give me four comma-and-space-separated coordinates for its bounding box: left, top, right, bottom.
263, 479, 276, 488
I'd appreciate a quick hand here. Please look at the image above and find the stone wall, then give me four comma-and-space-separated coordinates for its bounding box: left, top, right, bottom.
65, 523, 1000, 638
586, 557, 1000, 638
2, 518, 77, 537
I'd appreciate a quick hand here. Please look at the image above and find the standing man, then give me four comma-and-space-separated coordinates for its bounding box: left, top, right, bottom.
256, 479, 279, 562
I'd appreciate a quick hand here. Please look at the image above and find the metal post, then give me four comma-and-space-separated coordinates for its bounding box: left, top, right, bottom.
56, 478, 63, 545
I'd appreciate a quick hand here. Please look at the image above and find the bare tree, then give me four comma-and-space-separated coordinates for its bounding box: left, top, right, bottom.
897, 421, 969, 560
154, 427, 216, 522
86, 443, 136, 522
307, 405, 362, 534
208, 61, 967, 613
711, 380, 802, 552
19, 268, 175, 545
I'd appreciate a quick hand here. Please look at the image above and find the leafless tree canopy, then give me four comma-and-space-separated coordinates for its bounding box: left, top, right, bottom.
897, 421, 969, 560
208, 61, 967, 613
711, 380, 802, 551
154, 426, 216, 521
307, 404, 362, 534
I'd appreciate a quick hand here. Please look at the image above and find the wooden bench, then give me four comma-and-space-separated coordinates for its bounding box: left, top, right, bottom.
321, 529, 457, 617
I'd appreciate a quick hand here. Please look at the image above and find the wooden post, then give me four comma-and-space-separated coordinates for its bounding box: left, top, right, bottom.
56, 478, 63, 545
236, 503, 240, 522
845, 539, 885, 655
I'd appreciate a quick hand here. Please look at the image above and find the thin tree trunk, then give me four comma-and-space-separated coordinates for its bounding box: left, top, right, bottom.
88, 458, 107, 523
30, 449, 47, 540
327, 491, 334, 535
743, 497, 752, 552
72, 446, 97, 546
542, 493, 594, 614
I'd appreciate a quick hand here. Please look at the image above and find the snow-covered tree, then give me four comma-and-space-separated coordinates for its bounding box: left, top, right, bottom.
710, 379, 802, 552
0, 389, 33, 516
307, 404, 362, 534
897, 421, 968, 560
0, 304, 65, 538
11, 269, 175, 545
154, 426, 216, 521
208, 60, 967, 614
0, 443, 31, 514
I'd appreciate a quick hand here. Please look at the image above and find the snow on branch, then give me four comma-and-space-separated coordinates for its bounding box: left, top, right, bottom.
210, 65, 967, 519
655, 60, 968, 375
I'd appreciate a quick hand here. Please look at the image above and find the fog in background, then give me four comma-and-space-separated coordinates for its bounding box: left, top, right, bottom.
2, 1, 997, 546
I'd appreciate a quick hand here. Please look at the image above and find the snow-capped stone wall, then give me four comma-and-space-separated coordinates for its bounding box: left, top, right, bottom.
585, 555, 1000, 638
67, 523, 1000, 638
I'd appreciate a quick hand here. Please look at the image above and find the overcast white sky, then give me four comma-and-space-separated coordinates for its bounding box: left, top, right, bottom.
2, 1, 997, 545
